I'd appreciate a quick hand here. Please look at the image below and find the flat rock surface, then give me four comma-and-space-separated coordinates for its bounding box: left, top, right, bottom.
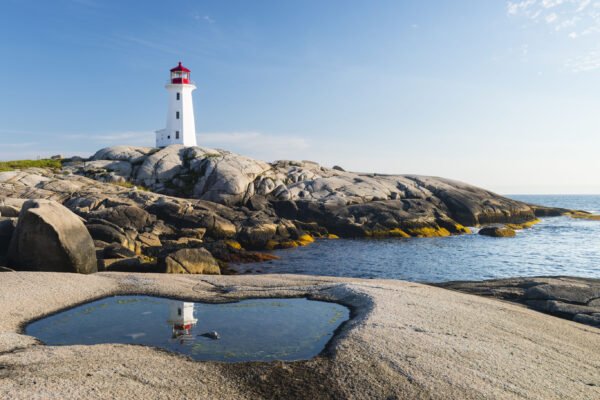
0, 272, 598, 399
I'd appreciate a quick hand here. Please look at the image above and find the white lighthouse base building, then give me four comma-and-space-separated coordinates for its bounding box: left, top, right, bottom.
156, 62, 198, 148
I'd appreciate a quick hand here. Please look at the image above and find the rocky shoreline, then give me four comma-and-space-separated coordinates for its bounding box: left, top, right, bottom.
0, 145, 573, 275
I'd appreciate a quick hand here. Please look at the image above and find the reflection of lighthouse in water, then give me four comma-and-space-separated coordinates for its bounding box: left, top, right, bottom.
167, 301, 197, 341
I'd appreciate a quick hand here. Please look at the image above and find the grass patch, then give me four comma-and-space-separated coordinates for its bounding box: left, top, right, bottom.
111, 181, 148, 191
0, 159, 63, 172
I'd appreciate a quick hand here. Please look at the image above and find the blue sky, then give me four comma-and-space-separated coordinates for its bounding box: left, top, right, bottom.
1, 0, 599, 193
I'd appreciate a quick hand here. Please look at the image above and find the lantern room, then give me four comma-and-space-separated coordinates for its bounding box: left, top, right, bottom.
170, 61, 191, 84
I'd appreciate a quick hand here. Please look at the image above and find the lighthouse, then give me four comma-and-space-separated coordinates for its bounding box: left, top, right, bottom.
167, 301, 198, 340
155, 62, 197, 148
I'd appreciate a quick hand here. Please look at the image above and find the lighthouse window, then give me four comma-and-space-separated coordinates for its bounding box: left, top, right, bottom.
176, 92, 180, 101
176, 111, 180, 119
176, 131, 180, 139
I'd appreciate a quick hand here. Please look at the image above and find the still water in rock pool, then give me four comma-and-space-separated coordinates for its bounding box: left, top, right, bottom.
232, 195, 600, 282
26, 296, 350, 362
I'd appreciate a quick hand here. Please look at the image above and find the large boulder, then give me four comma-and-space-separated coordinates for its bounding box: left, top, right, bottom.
160, 248, 220, 274
191, 151, 271, 206
136, 146, 185, 186
7, 200, 97, 274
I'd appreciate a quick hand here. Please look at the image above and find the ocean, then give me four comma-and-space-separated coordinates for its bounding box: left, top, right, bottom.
232, 195, 600, 282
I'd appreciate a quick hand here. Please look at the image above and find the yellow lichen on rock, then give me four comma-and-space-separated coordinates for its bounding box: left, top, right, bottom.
506, 218, 541, 230
405, 226, 451, 238
567, 211, 600, 221
388, 228, 410, 238
366, 228, 410, 238
296, 234, 315, 246
453, 224, 472, 234
224, 240, 243, 250
279, 240, 300, 249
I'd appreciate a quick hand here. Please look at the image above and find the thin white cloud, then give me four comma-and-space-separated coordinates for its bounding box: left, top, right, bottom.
565, 48, 600, 70
507, 0, 600, 34
194, 14, 215, 24
507, 0, 600, 71
545, 12, 559, 22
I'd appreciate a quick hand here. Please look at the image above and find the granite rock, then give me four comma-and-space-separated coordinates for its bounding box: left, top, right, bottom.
7, 199, 97, 274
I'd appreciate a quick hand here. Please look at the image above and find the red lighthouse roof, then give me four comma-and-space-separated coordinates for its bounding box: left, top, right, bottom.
170, 62, 191, 84
170, 62, 190, 72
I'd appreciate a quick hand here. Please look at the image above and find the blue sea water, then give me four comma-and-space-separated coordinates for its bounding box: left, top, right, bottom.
232, 195, 600, 282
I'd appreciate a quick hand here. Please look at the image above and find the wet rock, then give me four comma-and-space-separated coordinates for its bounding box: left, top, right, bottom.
161, 248, 221, 274
436, 276, 600, 329
526, 300, 599, 317
525, 283, 600, 304
478, 226, 516, 238
7, 200, 97, 274
199, 331, 220, 340
573, 314, 600, 327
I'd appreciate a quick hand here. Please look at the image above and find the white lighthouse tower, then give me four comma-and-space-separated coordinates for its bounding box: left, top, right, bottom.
155, 62, 197, 148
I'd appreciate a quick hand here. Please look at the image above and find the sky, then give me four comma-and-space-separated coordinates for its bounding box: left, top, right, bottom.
0, 0, 599, 194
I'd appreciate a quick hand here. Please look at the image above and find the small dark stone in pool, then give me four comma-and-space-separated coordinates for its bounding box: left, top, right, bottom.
199, 331, 220, 340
